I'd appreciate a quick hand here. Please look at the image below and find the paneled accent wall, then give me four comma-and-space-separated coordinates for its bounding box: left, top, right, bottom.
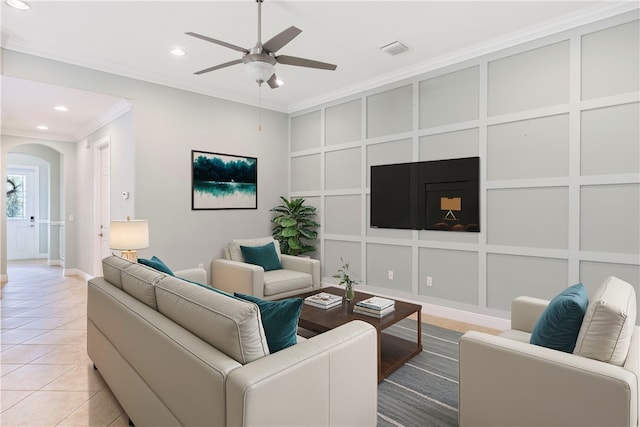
289, 14, 639, 322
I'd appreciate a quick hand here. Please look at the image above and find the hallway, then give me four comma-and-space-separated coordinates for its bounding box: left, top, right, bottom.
1, 261, 127, 426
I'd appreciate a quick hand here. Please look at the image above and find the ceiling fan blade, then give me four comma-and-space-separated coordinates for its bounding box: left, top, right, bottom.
267, 74, 281, 89
276, 55, 337, 71
263, 26, 302, 53
194, 59, 243, 75
185, 32, 249, 54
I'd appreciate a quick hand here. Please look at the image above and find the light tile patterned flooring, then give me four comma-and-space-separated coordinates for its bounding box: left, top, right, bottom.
1, 261, 128, 427
1, 260, 500, 426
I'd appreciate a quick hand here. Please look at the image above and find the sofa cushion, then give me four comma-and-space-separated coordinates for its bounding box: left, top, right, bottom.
240, 242, 282, 271
139, 255, 175, 276
155, 276, 269, 364
263, 269, 313, 297
229, 237, 281, 263
234, 293, 303, 353
121, 263, 166, 310
102, 255, 132, 289
574, 276, 637, 366
530, 283, 589, 353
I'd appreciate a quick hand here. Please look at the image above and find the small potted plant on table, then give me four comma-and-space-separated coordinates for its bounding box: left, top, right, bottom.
333, 257, 360, 302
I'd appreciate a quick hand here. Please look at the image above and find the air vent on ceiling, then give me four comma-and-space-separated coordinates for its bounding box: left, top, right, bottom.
380, 40, 409, 56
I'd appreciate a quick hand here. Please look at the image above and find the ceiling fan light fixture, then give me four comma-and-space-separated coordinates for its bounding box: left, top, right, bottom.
6, 0, 30, 10
244, 60, 275, 83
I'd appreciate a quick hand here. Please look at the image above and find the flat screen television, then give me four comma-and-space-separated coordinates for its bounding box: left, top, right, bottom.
370, 157, 480, 232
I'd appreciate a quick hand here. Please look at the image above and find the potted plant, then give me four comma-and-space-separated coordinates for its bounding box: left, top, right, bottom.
333, 257, 360, 302
270, 196, 319, 256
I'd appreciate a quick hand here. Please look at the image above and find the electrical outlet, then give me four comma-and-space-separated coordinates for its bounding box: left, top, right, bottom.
388, 270, 394, 280
198, 263, 204, 269
426, 276, 433, 287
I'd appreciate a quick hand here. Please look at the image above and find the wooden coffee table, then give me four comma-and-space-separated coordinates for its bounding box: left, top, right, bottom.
295, 286, 423, 383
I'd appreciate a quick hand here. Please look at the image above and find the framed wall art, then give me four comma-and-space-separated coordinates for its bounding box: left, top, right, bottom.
191, 150, 257, 210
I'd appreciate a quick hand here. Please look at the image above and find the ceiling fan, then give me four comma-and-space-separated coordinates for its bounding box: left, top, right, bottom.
186, 0, 337, 89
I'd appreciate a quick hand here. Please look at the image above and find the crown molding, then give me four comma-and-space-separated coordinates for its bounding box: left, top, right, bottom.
287, 2, 640, 113
1, 128, 76, 143
74, 99, 132, 141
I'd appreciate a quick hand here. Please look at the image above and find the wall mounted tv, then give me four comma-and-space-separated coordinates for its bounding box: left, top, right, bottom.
370, 157, 480, 232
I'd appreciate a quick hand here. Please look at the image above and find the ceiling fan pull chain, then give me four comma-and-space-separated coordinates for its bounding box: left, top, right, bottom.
258, 84, 262, 131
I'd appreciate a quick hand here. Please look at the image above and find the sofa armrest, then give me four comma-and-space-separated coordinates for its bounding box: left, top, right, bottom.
280, 255, 321, 290
459, 331, 637, 427
226, 320, 378, 427
510, 296, 549, 333
211, 259, 264, 298
174, 268, 207, 284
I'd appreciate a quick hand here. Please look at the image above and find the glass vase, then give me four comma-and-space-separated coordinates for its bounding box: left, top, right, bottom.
344, 283, 355, 302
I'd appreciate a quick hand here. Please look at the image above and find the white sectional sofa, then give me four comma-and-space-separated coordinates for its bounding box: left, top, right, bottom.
87, 256, 377, 427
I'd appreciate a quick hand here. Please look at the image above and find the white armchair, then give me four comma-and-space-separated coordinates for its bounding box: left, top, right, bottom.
459, 277, 639, 427
211, 237, 320, 300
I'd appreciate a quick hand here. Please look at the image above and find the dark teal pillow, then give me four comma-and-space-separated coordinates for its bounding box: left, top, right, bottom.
530, 283, 589, 353
240, 242, 282, 271
234, 293, 302, 353
139, 256, 174, 276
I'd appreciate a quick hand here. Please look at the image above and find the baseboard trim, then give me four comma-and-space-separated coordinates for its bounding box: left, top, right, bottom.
0, 274, 7, 283
323, 282, 510, 331
63, 268, 93, 281
418, 302, 510, 331
48, 259, 63, 266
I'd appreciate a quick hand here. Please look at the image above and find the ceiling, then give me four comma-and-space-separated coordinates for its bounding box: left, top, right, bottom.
1, 0, 635, 142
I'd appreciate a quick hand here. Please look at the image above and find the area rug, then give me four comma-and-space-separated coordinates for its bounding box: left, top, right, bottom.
377, 319, 463, 427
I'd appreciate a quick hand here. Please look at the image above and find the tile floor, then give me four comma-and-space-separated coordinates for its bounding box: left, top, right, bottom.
1, 261, 128, 427
1, 260, 500, 426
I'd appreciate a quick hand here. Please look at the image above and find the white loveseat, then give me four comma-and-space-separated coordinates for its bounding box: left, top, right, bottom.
211, 237, 320, 300
88, 256, 377, 426
459, 276, 639, 427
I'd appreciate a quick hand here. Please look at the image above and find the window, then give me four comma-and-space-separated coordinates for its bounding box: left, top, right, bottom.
6, 174, 26, 219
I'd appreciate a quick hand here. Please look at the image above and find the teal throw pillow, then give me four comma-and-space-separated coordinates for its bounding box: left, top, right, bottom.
234, 293, 302, 353
530, 283, 589, 353
240, 242, 282, 271
138, 255, 175, 276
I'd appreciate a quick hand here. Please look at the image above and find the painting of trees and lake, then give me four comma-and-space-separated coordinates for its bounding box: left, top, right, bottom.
192, 150, 257, 210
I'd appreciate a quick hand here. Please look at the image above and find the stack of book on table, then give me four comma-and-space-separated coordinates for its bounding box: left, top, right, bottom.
304, 292, 342, 309
354, 296, 395, 318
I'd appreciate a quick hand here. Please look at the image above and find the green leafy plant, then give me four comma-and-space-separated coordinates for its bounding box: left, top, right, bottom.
332, 257, 360, 287
333, 257, 361, 301
270, 196, 319, 256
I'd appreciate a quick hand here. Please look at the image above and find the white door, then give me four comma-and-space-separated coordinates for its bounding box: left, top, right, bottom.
94, 139, 111, 275
6, 166, 38, 260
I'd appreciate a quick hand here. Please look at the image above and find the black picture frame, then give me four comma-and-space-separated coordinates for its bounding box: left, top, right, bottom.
191, 150, 257, 210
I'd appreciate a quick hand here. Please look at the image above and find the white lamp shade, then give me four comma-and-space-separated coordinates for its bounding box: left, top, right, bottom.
110, 219, 149, 250
244, 61, 275, 83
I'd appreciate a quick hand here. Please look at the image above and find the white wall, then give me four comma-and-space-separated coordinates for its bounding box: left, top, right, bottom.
1, 49, 289, 280
289, 12, 640, 326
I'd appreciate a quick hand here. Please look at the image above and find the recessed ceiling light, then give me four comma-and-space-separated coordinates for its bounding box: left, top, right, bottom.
6, 0, 30, 10
36, 125, 48, 130
170, 48, 186, 56
53, 105, 69, 112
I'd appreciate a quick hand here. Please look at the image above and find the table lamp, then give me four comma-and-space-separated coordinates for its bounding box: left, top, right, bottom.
110, 216, 149, 262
